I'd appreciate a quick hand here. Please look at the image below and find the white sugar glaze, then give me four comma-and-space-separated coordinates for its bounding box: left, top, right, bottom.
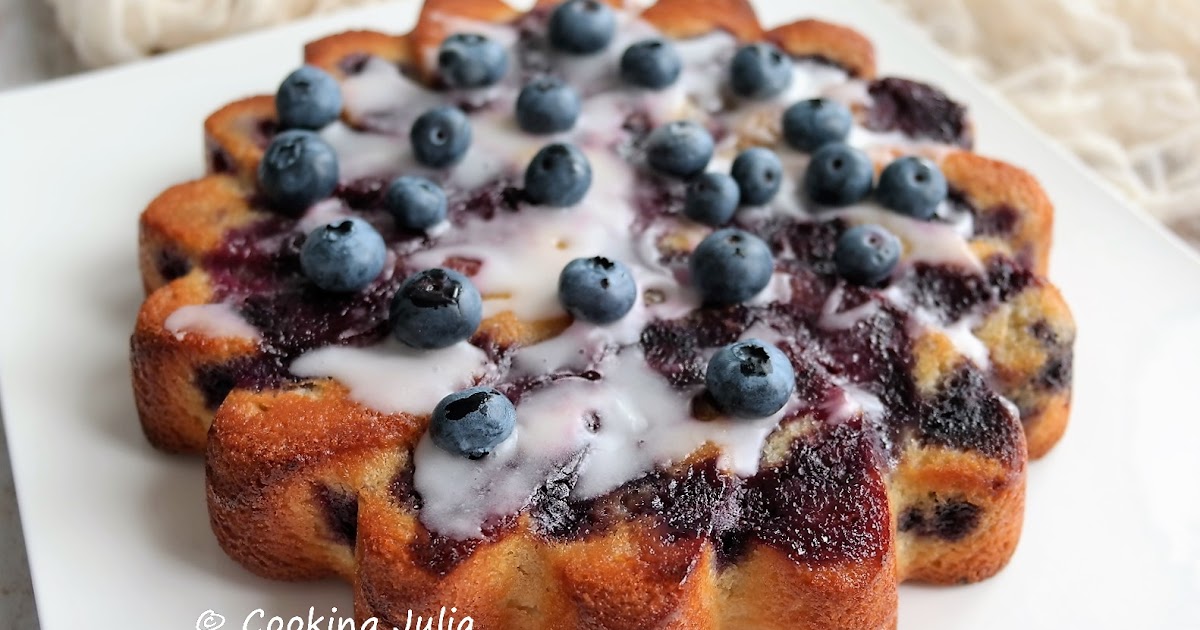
290, 340, 491, 415
881, 285, 992, 369
416, 340, 798, 539
164, 303, 260, 341
294, 197, 352, 234
170, 8, 1017, 540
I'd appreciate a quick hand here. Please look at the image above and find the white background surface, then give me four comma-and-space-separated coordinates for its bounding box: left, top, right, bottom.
1, 1, 1199, 628
0, 2, 74, 624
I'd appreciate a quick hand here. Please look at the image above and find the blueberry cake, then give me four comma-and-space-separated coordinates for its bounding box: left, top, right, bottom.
131, 0, 1075, 627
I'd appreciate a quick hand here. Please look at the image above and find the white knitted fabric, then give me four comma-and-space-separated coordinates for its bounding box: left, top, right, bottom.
46, 0, 380, 64
47, 0, 1200, 243
882, 0, 1200, 242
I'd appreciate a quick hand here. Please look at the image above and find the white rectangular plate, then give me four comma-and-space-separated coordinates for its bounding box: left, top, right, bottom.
2, 1, 1198, 628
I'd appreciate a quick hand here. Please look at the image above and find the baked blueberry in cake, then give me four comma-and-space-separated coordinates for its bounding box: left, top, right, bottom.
131, 0, 1075, 627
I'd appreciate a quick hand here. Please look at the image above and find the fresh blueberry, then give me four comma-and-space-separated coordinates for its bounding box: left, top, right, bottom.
876, 156, 948, 220
411, 106, 472, 168
385, 175, 447, 230
524, 143, 592, 207
430, 386, 516, 459
548, 0, 616, 55
558, 256, 637, 324
782, 98, 852, 152
620, 39, 682, 90
515, 77, 581, 134
705, 339, 795, 418
276, 65, 343, 131
729, 43, 793, 99
299, 218, 387, 292
834, 224, 902, 286
804, 142, 874, 206
730, 147, 783, 206
689, 228, 774, 305
391, 268, 483, 349
684, 172, 740, 226
437, 33, 509, 89
257, 130, 339, 213
645, 120, 714, 178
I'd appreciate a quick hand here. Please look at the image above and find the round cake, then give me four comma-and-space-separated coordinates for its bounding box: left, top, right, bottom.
131, 0, 1076, 627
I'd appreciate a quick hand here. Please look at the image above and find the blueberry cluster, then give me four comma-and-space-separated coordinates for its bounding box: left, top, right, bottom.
680, 146, 783, 226
249, 2, 964, 458
391, 268, 506, 457
262, 58, 504, 458
263, 64, 345, 213
774, 91, 950, 287
799, 142, 949, 285
782, 97, 949, 216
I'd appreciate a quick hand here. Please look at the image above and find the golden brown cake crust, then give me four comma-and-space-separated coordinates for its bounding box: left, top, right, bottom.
768, 19, 876, 79
129, 0, 1077, 626
640, 0, 764, 42
942, 151, 1056, 275
204, 98, 274, 187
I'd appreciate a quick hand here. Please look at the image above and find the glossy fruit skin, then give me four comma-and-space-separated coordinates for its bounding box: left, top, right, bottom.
876, 156, 948, 220
782, 98, 853, 152
620, 39, 683, 89
834, 224, 902, 286
430, 386, 517, 459
390, 268, 483, 349
276, 65, 343, 131
804, 142, 875, 207
548, 0, 616, 55
384, 176, 447, 230
515, 77, 581, 134
706, 339, 796, 418
645, 120, 714, 179
729, 43, 793, 99
299, 218, 387, 292
684, 172, 740, 226
437, 33, 509, 89
689, 228, 775, 305
410, 106, 472, 168
558, 256, 637, 324
730, 147, 784, 206
257, 130, 340, 213
524, 143, 593, 207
